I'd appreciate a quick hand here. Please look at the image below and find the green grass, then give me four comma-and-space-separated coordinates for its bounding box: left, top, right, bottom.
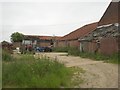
68, 47, 80, 56
0, 61, 1, 89
79, 52, 119, 64
2, 53, 74, 88
53, 47, 119, 64
53, 47, 80, 56
52, 47, 69, 52
0, 48, 1, 89
105, 53, 119, 64
2, 50, 14, 61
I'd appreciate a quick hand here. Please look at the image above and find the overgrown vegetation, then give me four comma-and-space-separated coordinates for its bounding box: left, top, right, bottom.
52, 47, 69, 52
79, 52, 119, 64
2, 50, 14, 61
53, 47, 80, 56
2, 51, 74, 88
53, 47, 119, 64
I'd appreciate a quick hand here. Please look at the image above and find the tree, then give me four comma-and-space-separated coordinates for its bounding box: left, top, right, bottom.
11, 32, 24, 42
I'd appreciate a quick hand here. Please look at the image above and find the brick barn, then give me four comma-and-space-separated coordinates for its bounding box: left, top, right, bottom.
58, 22, 98, 48
11, 1, 119, 56
78, 1, 119, 55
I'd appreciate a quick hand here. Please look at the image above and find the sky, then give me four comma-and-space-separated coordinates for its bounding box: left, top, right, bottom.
0, 0, 111, 42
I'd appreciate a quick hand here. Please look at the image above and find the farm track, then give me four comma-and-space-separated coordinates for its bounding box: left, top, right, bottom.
35, 52, 118, 88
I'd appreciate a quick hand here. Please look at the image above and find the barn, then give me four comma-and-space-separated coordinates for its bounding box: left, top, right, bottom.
78, 1, 119, 55
58, 22, 98, 48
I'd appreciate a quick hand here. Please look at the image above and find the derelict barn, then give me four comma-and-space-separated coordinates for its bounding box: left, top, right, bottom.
57, 1, 119, 55
79, 1, 119, 55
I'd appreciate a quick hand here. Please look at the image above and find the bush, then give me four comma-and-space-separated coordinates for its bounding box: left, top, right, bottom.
2, 55, 72, 88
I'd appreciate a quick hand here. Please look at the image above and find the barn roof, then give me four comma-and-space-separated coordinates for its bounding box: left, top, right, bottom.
24, 35, 61, 40
60, 22, 98, 41
98, 1, 119, 26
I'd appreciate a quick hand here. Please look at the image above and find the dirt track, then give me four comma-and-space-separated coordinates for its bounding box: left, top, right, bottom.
35, 52, 118, 88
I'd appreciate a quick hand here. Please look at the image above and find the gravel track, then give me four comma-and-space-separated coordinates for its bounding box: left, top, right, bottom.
35, 52, 118, 88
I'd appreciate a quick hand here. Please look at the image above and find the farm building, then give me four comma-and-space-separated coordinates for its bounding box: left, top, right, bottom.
11, 1, 119, 55
12, 34, 61, 51
57, 22, 98, 48
12, 35, 39, 50
79, 1, 119, 55
23, 35, 61, 47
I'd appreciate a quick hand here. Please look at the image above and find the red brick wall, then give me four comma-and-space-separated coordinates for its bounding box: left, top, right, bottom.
38, 42, 51, 47
99, 37, 118, 55
81, 37, 118, 55
69, 40, 79, 47
57, 41, 66, 47
58, 37, 118, 55
57, 40, 79, 47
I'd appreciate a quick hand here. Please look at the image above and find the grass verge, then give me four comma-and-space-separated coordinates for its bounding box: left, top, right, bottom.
53, 47, 119, 64
79, 52, 119, 64
2, 51, 84, 88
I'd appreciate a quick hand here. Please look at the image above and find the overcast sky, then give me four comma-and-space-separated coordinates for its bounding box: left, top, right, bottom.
0, 0, 111, 42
